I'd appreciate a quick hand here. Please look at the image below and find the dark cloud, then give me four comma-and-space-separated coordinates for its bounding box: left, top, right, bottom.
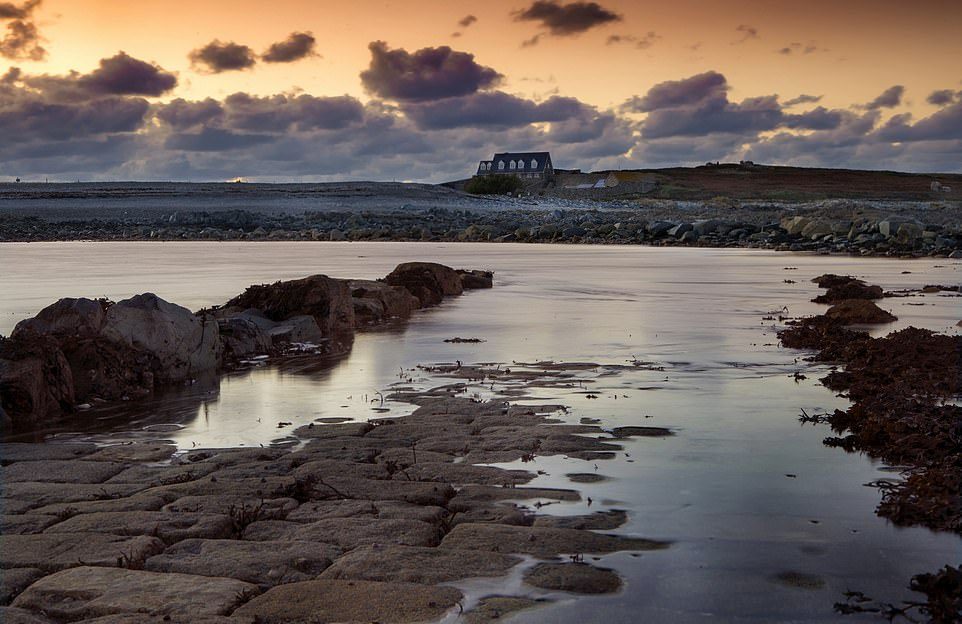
262, 32, 317, 63
521, 34, 542, 47
733, 24, 758, 43
0, 0, 40, 19
360, 41, 502, 101
0, 95, 150, 143
1, 16, 44, 60
606, 31, 659, 49
401, 91, 592, 129
222, 92, 364, 131
458, 15, 477, 28
926, 89, 959, 107
189, 40, 257, 73
514, 1, 621, 36
156, 98, 224, 130
641, 94, 784, 138
875, 101, 962, 141
782, 106, 845, 131
863, 85, 904, 109
77, 52, 177, 96
783, 94, 822, 107
623, 71, 728, 112
164, 127, 275, 152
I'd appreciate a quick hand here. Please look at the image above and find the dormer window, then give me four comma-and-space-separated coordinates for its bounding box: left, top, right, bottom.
498, 160, 505, 170
509, 160, 516, 170
531, 159, 538, 169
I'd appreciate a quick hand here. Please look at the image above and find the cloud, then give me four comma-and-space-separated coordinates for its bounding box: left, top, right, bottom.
0, 0, 40, 19
733, 24, 758, 43
521, 34, 542, 47
863, 85, 904, 109
77, 52, 178, 96
458, 15, 477, 28
623, 71, 728, 112
401, 91, 593, 129
875, 101, 962, 141
926, 89, 959, 107
783, 94, 823, 107
360, 41, 502, 101
262, 32, 317, 63
606, 31, 659, 49
189, 40, 257, 73
514, 1, 621, 36
1, 18, 43, 61
156, 98, 224, 130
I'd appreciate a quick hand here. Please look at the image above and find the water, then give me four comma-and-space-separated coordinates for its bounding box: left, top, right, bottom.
1, 241, 960, 621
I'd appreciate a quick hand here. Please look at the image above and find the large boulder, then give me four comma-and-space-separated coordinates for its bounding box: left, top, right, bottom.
457, 269, 494, 289
223, 275, 354, 340
0, 333, 75, 431
101, 294, 222, 383
813, 279, 883, 304
216, 317, 272, 360
825, 300, 897, 324
13, 297, 107, 338
384, 262, 463, 307
348, 280, 420, 326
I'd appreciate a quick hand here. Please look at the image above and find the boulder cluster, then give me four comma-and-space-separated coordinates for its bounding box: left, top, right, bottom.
3, 201, 961, 257
0, 263, 492, 432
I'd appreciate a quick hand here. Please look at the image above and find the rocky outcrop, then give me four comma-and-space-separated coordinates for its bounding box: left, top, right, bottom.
825, 299, 897, 324
1, 263, 493, 431
385, 262, 463, 307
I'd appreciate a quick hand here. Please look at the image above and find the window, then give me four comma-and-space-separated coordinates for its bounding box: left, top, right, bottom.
498, 160, 505, 170
531, 159, 538, 169
509, 160, 516, 169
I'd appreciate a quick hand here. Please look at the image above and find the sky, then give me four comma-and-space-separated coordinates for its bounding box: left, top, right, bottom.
1, 0, 961, 182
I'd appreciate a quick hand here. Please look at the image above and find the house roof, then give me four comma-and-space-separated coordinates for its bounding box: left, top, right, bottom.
491, 152, 551, 171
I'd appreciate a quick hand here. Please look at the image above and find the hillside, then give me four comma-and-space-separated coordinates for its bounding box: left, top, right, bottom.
450, 164, 962, 202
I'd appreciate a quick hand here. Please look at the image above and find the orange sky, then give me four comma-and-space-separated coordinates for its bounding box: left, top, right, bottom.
18, 0, 962, 115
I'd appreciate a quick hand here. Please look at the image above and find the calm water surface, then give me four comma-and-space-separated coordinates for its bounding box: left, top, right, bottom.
1, 242, 960, 622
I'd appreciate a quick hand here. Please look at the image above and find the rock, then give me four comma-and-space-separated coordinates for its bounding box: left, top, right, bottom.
825, 300, 897, 324
0, 607, 56, 623
0, 568, 44, 605
0, 442, 97, 463
692, 219, 722, 236
0, 534, 164, 571
320, 544, 520, 584
533, 510, 628, 530
285, 500, 446, 524
11, 567, 258, 621
232, 579, 461, 623
284, 518, 441, 549
2, 482, 144, 509
328, 228, 345, 241
897, 222, 924, 243
812, 274, 858, 288
611, 426, 673, 437
668, 223, 693, 238
348, 280, 420, 325
160, 496, 297, 519
879, 218, 909, 237
266, 315, 323, 345
1, 460, 127, 484
457, 269, 494, 289
0, 514, 60, 535
384, 262, 463, 307
216, 317, 272, 360
439, 523, 669, 557
523, 563, 622, 594
100, 293, 222, 384
144, 539, 338, 587
12, 298, 106, 338
302, 474, 455, 506
781, 216, 810, 236
44, 511, 234, 544
0, 333, 75, 430
463, 596, 545, 624
84, 443, 177, 463
801, 220, 833, 239
813, 280, 883, 303
647, 221, 673, 237
223, 275, 354, 344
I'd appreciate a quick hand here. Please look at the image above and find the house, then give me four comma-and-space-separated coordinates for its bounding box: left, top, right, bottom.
477, 152, 554, 179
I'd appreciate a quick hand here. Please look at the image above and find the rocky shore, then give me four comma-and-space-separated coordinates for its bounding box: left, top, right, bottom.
0, 362, 671, 623
778, 275, 962, 621
2, 198, 961, 257
0, 262, 492, 433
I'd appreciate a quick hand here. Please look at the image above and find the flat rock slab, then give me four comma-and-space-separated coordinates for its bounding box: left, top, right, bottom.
2, 483, 144, 508
1, 461, 128, 484
308, 476, 455, 506
0, 514, 59, 535
440, 523, 670, 558
0, 568, 44, 605
0, 443, 97, 463
44, 511, 233, 544
450, 485, 581, 505
524, 563, 622, 594
611, 426, 673, 438
533, 510, 628, 530
106, 463, 219, 486
233, 578, 462, 623
287, 518, 440, 549
32, 493, 170, 517
145, 539, 338, 587
292, 422, 373, 438
72, 616, 242, 624
286, 499, 446, 524
321, 544, 520, 584
84, 443, 177, 463
160, 495, 297, 519
0, 533, 164, 571
0, 606, 56, 623
11, 567, 258, 621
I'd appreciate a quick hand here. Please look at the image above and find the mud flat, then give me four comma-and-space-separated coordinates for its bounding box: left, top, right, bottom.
0, 367, 671, 623
779, 274, 962, 621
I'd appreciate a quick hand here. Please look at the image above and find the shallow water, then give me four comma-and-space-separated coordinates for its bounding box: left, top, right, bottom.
1, 242, 960, 621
